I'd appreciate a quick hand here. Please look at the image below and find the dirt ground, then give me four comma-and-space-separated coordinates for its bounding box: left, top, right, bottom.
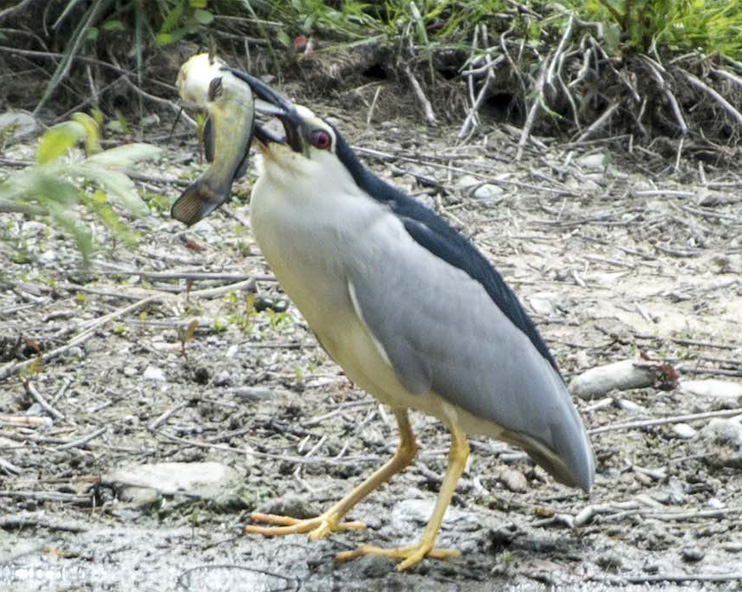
1, 95, 742, 592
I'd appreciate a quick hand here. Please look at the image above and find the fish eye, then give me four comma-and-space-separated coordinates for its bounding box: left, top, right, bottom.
310, 130, 332, 150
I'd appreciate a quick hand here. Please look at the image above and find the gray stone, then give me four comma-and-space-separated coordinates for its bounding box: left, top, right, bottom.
499, 468, 527, 493
0, 110, 39, 139
527, 292, 559, 316
143, 366, 166, 382
697, 419, 742, 468
456, 175, 479, 191
672, 423, 697, 440
104, 462, 244, 500
38, 250, 57, 264
679, 380, 742, 401
117, 486, 160, 507
213, 370, 233, 387
471, 183, 505, 200
577, 153, 607, 170
681, 548, 705, 563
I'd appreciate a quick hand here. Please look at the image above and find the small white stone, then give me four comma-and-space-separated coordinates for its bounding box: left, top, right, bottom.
527, 292, 559, 316
680, 380, 742, 400
456, 175, 479, 190
38, 250, 57, 264
672, 423, 697, 439
471, 183, 505, 200
143, 365, 166, 382
576, 153, 606, 170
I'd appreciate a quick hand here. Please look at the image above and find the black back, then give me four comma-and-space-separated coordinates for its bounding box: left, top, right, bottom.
332, 129, 561, 375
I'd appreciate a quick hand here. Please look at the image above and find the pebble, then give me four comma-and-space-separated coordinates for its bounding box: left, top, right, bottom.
707, 497, 725, 509
617, 399, 647, 414
38, 250, 57, 264
213, 370, 233, 387
104, 461, 243, 500
117, 485, 160, 507
143, 366, 167, 382
0, 110, 39, 139
25, 403, 45, 416
499, 468, 528, 493
681, 548, 705, 563
696, 419, 742, 468
672, 423, 697, 439
471, 183, 505, 200
527, 292, 559, 316
123, 366, 138, 377
679, 380, 742, 401
456, 174, 479, 191
576, 152, 607, 170
257, 494, 319, 520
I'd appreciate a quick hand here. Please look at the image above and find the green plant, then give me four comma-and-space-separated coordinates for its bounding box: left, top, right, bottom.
0, 114, 159, 261
572, 0, 742, 57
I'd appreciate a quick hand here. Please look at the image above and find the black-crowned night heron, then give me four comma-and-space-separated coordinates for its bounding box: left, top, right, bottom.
173, 58, 595, 572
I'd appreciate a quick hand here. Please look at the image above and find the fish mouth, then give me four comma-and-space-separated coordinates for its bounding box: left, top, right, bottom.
230, 69, 304, 153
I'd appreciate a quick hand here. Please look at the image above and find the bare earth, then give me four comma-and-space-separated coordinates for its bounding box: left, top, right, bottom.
1, 106, 742, 592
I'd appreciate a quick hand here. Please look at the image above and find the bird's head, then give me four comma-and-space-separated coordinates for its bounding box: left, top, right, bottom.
231, 70, 344, 179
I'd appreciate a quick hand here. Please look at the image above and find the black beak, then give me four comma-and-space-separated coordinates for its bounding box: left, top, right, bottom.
230, 69, 304, 153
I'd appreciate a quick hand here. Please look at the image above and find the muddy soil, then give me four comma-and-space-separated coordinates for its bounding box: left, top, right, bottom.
1, 96, 742, 592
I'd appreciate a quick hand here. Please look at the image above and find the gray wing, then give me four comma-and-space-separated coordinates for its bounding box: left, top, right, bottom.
346, 214, 594, 490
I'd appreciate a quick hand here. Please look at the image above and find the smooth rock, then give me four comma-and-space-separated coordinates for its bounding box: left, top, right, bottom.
617, 399, 647, 414
456, 175, 479, 190
38, 250, 57, 264
143, 366, 166, 382
527, 292, 559, 316
672, 423, 697, 439
471, 183, 505, 200
679, 380, 742, 400
696, 419, 742, 468
499, 468, 528, 493
681, 548, 705, 563
104, 462, 243, 499
213, 370, 232, 387
0, 110, 39, 139
577, 153, 607, 170
117, 485, 160, 507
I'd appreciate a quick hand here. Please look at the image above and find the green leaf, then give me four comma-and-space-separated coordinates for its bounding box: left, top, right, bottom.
189, 0, 208, 7
156, 32, 175, 46
47, 201, 93, 261
86, 143, 162, 169
76, 164, 149, 216
276, 29, 291, 47
193, 9, 213, 24
37, 121, 86, 164
87, 27, 99, 41
102, 19, 126, 32
71, 112, 100, 154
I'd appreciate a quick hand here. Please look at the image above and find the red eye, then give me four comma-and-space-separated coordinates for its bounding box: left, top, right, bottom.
310, 130, 332, 150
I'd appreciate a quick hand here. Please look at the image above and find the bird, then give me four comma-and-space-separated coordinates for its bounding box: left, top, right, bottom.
173, 58, 595, 572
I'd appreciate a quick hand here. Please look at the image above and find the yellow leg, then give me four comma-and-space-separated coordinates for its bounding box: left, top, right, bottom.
336, 422, 470, 571
245, 408, 418, 539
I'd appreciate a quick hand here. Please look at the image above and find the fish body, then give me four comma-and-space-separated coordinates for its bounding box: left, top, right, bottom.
172, 56, 255, 226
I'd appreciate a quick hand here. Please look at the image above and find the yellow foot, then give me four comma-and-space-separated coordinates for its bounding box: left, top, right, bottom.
336, 542, 461, 572
244, 512, 366, 540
